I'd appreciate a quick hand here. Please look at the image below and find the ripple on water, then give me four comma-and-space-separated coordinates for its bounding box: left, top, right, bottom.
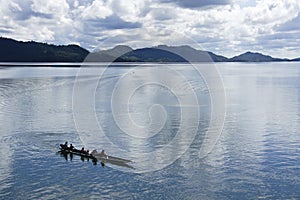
1, 65, 300, 199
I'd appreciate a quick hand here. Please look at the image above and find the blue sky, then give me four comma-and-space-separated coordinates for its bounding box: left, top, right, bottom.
0, 0, 300, 58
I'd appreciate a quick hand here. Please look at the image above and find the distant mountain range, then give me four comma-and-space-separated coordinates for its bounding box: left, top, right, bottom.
0, 37, 299, 63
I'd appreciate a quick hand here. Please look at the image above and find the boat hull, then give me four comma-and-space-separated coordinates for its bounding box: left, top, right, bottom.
58, 146, 134, 169
59, 148, 96, 160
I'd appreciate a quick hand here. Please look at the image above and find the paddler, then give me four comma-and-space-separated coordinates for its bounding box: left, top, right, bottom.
100, 150, 108, 158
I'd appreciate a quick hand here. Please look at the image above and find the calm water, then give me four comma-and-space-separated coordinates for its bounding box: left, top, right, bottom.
0, 63, 300, 199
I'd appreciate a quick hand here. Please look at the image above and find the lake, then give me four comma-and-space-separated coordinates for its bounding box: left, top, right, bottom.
0, 62, 300, 199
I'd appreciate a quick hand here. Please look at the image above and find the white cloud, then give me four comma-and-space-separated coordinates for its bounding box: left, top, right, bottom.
149, 7, 177, 21
31, 0, 70, 16
157, 0, 231, 9
79, 0, 112, 20
108, 0, 144, 21
277, 13, 300, 32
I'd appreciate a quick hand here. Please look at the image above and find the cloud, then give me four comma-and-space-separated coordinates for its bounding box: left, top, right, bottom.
85, 14, 142, 30
79, 0, 112, 20
1, 0, 71, 21
0, 28, 12, 34
276, 12, 300, 32
157, 0, 231, 8
108, 0, 150, 20
150, 8, 177, 21
0, 1, 50, 20
31, 0, 70, 14
0, 0, 75, 44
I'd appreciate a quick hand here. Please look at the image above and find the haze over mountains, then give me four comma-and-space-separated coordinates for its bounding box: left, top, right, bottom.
0, 37, 298, 63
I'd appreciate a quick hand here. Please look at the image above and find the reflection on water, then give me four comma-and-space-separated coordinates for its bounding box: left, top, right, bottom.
0, 63, 300, 199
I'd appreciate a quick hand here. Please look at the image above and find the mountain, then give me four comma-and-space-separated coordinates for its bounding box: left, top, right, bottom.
89, 45, 187, 62
153, 45, 228, 62
90, 45, 229, 62
291, 58, 300, 61
121, 47, 187, 62
103, 45, 133, 57
0, 37, 299, 63
87, 45, 133, 62
229, 51, 287, 62
0, 37, 89, 62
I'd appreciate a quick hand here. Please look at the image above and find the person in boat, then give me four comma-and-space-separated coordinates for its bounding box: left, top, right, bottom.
60, 141, 68, 150
100, 150, 108, 158
91, 149, 108, 158
81, 147, 87, 154
91, 149, 98, 157
69, 144, 74, 151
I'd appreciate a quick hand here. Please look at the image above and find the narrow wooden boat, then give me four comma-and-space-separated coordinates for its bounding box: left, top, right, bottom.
58, 144, 134, 169
92, 153, 133, 168
59, 147, 96, 160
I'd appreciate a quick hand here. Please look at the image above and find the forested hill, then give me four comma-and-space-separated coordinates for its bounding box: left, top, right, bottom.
0, 37, 298, 63
0, 37, 89, 62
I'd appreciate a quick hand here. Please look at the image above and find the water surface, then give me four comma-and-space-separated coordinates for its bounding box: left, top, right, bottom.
0, 63, 300, 199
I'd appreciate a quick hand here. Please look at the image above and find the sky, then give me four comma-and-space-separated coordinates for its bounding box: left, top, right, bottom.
0, 0, 300, 58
